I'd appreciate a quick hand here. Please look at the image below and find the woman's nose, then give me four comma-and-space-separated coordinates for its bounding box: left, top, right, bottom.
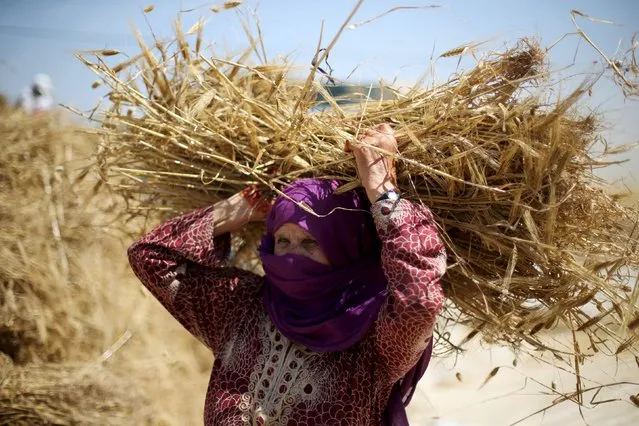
284, 243, 305, 257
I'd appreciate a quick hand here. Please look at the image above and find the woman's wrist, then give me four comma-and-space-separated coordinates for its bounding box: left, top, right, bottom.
365, 180, 397, 204
240, 184, 272, 221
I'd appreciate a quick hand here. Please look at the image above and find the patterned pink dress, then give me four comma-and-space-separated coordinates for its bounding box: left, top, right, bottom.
128, 198, 446, 425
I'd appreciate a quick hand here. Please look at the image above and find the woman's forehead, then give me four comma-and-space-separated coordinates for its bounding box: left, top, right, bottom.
274, 222, 312, 237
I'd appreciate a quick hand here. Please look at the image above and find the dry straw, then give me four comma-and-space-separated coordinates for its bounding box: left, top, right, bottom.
0, 353, 152, 425
0, 108, 213, 423
78, 13, 639, 361
0, 109, 109, 363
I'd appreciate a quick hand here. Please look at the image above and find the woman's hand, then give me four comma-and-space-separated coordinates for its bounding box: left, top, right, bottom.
212, 186, 272, 236
346, 123, 398, 204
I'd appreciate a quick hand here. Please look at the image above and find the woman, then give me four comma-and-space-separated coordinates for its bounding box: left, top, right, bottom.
128, 124, 446, 425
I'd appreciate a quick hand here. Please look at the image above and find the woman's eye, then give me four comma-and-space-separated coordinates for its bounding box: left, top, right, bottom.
301, 239, 318, 249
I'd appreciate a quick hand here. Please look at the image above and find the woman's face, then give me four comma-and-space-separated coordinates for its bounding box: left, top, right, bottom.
274, 223, 330, 265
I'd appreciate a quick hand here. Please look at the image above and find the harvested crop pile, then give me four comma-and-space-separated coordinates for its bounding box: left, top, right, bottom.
0, 110, 107, 363
79, 19, 639, 360
0, 353, 151, 426
0, 108, 211, 425
0, 110, 153, 424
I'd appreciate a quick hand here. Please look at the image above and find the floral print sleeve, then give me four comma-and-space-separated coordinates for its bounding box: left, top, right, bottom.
127, 205, 262, 353
371, 198, 447, 383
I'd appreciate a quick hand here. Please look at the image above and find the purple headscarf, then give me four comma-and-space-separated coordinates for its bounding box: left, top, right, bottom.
259, 179, 387, 352
259, 178, 432, 426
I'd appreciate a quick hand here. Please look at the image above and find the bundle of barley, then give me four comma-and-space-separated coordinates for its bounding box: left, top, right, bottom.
0, 353, 152, 425
79, 19, 639, 359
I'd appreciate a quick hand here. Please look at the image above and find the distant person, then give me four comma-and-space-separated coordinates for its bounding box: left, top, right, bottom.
127, 124, 447, 425
20, 74, 55, 114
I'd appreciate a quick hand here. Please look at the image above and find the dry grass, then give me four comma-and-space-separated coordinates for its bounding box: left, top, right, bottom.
0, 109, 105, 363
0, 353, 152, 425
78, 19, 639, 363
0, 109, 211, 424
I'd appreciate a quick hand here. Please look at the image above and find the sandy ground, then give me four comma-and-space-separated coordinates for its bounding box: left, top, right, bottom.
407, 327, 638, 426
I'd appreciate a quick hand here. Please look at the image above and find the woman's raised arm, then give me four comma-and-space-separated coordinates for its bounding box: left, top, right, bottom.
348, 124, 446, 381
371, 198, 446, 381
127, 192, 266, 352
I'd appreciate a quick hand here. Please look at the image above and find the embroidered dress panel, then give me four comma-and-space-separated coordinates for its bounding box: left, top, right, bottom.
239, 315, 326, 424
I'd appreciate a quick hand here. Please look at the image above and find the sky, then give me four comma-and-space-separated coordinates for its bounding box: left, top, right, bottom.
1, 0, 638, 183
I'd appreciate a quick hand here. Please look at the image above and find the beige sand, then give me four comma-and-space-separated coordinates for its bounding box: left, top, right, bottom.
408, 327, 638, 426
